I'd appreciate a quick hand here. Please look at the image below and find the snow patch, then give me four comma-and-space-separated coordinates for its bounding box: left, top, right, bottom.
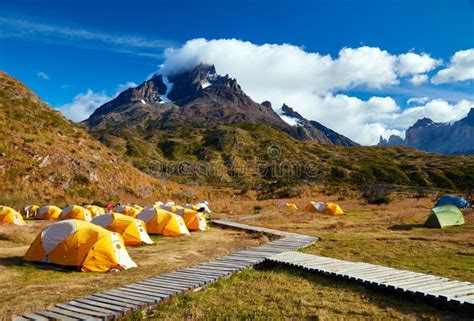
201, 81, 211, 89
161, 76, 174, 103
277, 108, 301, 126
140, 99, 146, 105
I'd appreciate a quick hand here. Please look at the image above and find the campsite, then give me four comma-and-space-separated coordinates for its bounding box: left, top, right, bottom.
0, 189, 473, 319
1, 0, 474, 319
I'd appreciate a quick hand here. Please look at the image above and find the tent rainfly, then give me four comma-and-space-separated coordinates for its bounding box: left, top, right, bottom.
35, 205, 62, 220
137, 207, 190, 237
58, 205, 92, 222
0, 206, 26, 226
92, 212, 153, 246
115, 205, 140, 218
24, 220, 136, 272
424, 205, 465, 228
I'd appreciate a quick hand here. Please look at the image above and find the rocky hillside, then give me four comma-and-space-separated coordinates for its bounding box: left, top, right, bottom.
379, 109, 474, 154
0, 71, 164, 206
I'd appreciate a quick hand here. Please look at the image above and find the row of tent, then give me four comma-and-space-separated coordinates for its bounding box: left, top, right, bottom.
278, 202, 345, 215
424, 195, 470, 228
1, 201, 212, 272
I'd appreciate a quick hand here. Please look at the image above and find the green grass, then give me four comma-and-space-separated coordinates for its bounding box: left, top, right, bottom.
146, 267, 467, 320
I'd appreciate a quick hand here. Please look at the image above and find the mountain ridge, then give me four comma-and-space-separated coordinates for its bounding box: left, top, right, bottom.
378, 109, 474, 155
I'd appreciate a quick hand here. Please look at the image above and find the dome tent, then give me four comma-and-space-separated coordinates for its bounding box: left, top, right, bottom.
279, 202, 298, 211
185, 201, 212, 214
306, 201, 343, 215
35, 205, 62, 220
424, 205, 465, 228
84, 205, 105, 218
58, 205, 92, 222
21, 205, 39, 218
0, 206, 26, 226
323, 203, 344, 215
435, 195, 470, 208
137, 207, 190, 237
115, 205, 140, 218
182, 211, 208, 231
92, 213, 153, 246
305, 201, 326, 213
24, 220, 136, 272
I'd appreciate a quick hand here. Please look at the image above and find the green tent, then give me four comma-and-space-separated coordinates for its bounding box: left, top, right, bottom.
424, 205, 465, 228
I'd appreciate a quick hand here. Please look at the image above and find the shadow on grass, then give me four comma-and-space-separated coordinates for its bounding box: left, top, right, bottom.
388, 223, 424, 231
0, 256, 25, 267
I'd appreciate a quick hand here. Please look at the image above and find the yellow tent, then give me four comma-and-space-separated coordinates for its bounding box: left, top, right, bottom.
185, 201, 212, 214
305, 201, 326, 213
0, 206, 26, 226
20, 205, 39, 218
24, 220, 137, 272
130, 204, 143, 211
182, 211, 208, 231
159, 203, 197, 216
115, 205, 140, 218
35, 205, 62, 220
58, 205, 92, 222
92, 213, 153, 246
323, 203, 344, 215
137, 207, 190, 237
279, 202, 298, 211
84, 205, 105, 218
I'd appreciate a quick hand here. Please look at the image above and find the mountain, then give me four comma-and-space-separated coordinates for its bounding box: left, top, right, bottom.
378, 110, 474, 155
82, 65, 474, 192
277, 104, 358, 146
0, 71, 164, 206
84, 64, 357, 146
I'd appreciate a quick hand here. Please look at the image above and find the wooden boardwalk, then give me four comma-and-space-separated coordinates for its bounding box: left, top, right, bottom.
13, 220, 316, 320
267, 251, 474, 315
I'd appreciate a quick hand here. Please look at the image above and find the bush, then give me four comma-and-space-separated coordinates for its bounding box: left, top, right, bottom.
253, 205, 263, 213
91, 200, 105, 207
359, 183, 392, 205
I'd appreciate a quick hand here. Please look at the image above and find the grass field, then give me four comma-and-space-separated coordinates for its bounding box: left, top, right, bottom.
147, 267, 469, 320
1, 192, 472, 319
138, 192, 474, 320
0, 221, 266, 318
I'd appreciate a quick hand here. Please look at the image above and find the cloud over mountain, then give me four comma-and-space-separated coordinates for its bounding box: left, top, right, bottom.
160, 39, 473, 144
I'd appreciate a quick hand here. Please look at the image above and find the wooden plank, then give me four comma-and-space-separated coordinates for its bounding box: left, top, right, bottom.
64, 301, 119, 319
12, 317, 30, 321
136, 280, 191, 292
438, 285, 474, 297
152, 275, 206, 284
178, 268, 230, 277
55, 303, 111, 321
112, 287, 166, 300
123, 284, 177, 296
98, 290, 153, 304
20, 314, 49, 321
49, 307, 102, 321
35, 310, 79, 321
74, 298, 128, 314
156, 274, 212, 285
89, 294, 142, 309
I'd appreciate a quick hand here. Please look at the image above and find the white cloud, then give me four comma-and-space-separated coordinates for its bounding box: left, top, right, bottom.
36, 71, 49, 80
407, 97, 429, 105
397, 52, 441, 76
409, 74, 428, 85
57, 82, 137, 122
159, 39, 473, 144
432, 48, 474, 84
0, 16, 173, 58
58, 90, 112, 122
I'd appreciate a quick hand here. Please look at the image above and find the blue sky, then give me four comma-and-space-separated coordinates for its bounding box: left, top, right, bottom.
0, 0, 473, 144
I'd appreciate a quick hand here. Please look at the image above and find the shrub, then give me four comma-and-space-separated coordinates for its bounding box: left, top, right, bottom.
91, 200, 105, 207
253, 205, 263, 213
73, 174, 90, 186
359, 183, 393, 205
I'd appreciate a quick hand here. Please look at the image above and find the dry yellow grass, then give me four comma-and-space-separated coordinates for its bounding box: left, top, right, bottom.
0, 221, 266, 318
209, 192, 474, 282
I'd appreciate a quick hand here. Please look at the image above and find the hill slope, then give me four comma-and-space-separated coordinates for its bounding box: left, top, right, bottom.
0, 71, 164, 206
